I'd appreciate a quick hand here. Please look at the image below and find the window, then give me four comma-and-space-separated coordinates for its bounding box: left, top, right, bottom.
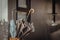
16, 0, 31, 22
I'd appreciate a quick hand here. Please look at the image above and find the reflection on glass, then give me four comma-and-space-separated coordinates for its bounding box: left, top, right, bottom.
18, 11, 26, 20
18, 0, 27, 8
55, 14, 60, 24
46, 14, 58, 26
46, 14, 53, 26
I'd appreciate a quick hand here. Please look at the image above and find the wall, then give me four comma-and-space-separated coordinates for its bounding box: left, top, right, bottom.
0, 0, 2, 21
0, 0, 8, 22
56, 2, 60, 22
8, 0, 16, 21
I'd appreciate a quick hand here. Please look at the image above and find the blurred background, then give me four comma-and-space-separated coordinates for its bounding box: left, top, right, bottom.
0, 0, 60, 40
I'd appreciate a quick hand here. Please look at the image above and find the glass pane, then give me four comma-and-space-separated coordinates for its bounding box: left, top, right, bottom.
55, 14, 60, 24
17, 11, 27, 20
18, 0, 27, 8
55, 1, 60, 24
46, 14, 53, 26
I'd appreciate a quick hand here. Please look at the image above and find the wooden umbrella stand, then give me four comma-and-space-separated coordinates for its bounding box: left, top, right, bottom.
9, 38, 20, 40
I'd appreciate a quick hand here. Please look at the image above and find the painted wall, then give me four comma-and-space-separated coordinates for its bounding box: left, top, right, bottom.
0, 0, 8, 22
